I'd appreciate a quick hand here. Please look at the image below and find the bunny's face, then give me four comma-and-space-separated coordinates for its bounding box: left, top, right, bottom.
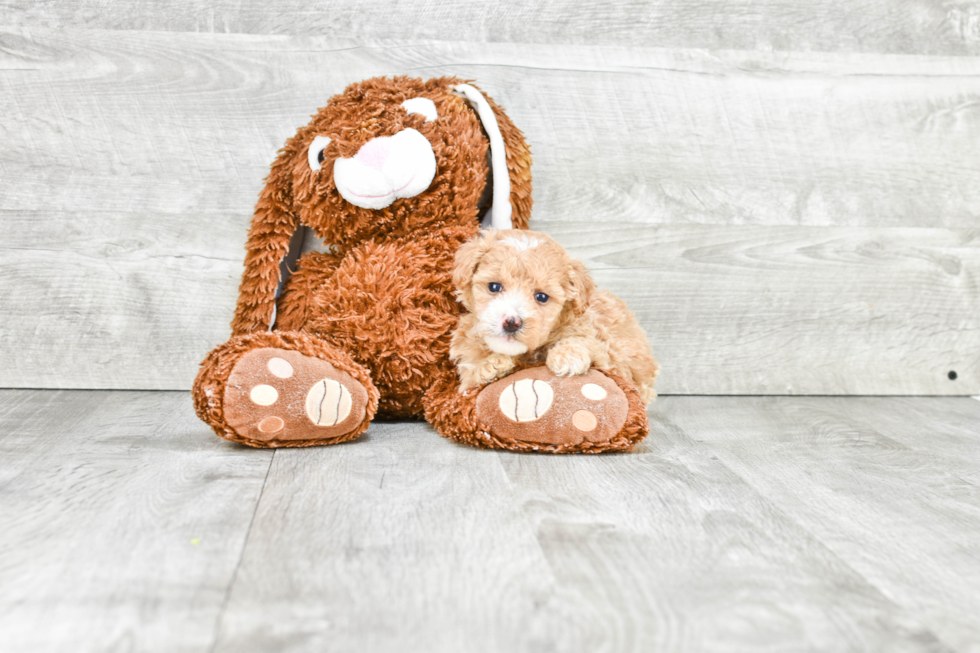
283, 76, 502, 248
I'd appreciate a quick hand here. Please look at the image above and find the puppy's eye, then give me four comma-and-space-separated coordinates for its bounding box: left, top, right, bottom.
308, 135, 332, 172
535, 292, 549, 304
488, 282, 502, 293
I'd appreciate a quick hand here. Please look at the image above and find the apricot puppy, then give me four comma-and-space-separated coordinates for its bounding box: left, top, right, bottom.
451, 229, 659, 402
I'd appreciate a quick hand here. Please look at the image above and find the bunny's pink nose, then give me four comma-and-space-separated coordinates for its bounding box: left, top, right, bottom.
354, 137, 393, 171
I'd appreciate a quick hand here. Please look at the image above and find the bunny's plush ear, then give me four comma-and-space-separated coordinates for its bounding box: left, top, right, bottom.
453, 84, 533, 231
230, 146, 302, 335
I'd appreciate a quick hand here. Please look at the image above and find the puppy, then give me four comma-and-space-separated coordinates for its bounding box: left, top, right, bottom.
450, 229, 659, 402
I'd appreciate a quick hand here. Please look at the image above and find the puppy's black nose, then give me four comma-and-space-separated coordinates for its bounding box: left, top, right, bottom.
503, 316, 523, 333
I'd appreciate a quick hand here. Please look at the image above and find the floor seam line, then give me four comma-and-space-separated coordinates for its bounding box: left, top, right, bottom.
207, 448, 276, 653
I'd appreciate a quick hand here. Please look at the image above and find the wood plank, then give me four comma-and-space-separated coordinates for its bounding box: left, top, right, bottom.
4, 392, 979, 650
6, 0, 980, 55
0, 389, 272, 653
661, 396, 980, 652
214, 414, 949, 652
210, 421, 567, 653
0, 211, 244, 390
545, 222, 980, 396
495, 404, 949, 652
5, 219, 977, 395
788, 397, 980, 485
0, 390, 113, 488
3, 31, 979, 228
2, 30, 979, 391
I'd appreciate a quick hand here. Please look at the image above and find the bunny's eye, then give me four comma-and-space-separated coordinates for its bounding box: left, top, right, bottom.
401, 97, 438, 122
308, 135, 332, 171
488, 282, 502, 293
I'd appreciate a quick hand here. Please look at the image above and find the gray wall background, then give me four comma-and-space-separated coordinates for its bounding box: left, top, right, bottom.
1, 1, 977, 394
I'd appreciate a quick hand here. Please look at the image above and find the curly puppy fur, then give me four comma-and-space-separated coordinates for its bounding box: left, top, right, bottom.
450, 229, 659, 402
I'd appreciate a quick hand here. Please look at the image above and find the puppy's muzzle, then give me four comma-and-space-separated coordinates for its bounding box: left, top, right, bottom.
502, 316, 523, 334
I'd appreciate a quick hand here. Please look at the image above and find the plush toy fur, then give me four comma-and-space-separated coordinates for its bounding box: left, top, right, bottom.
192, 75, 649, 453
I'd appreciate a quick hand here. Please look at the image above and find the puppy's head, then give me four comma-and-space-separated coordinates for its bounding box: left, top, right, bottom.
453, 229, 595, 356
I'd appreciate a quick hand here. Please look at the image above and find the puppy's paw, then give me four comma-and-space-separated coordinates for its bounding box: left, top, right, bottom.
547, 343, 592, 376
458, 354, 516, 393
477, 353, 516, 383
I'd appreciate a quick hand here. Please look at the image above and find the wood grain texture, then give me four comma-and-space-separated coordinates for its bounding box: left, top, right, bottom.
1, 29, 978, 391
0, 211, 244, 389
3, 31, 979, 228
0, 389, 273, 653
212, 414, 947, 653
6, 0, 980, 55
542, 222, 980, 395
210, 421, 566, 653
662, 396, 980, 652
801, 397, 980, 485
494, 422, 950, 652
3, 391, 979, 651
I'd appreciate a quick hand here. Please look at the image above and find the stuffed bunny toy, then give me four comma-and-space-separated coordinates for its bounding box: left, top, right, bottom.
193, 76, 648, 453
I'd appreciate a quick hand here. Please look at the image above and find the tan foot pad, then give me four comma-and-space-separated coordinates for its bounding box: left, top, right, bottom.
475, 368, 629, 447
223, 348, 368, 443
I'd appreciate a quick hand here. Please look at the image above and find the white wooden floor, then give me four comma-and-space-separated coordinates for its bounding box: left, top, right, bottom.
1, 391, 978, 652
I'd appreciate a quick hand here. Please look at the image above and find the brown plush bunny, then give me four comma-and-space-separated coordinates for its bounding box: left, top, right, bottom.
192, 76, 648, 453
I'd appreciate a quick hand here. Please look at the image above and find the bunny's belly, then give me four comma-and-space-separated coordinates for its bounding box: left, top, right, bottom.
283, 226, 475, 417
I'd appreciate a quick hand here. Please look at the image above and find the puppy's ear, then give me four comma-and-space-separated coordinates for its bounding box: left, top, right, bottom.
564, 259, 597, 318
453, 230, 497, 310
